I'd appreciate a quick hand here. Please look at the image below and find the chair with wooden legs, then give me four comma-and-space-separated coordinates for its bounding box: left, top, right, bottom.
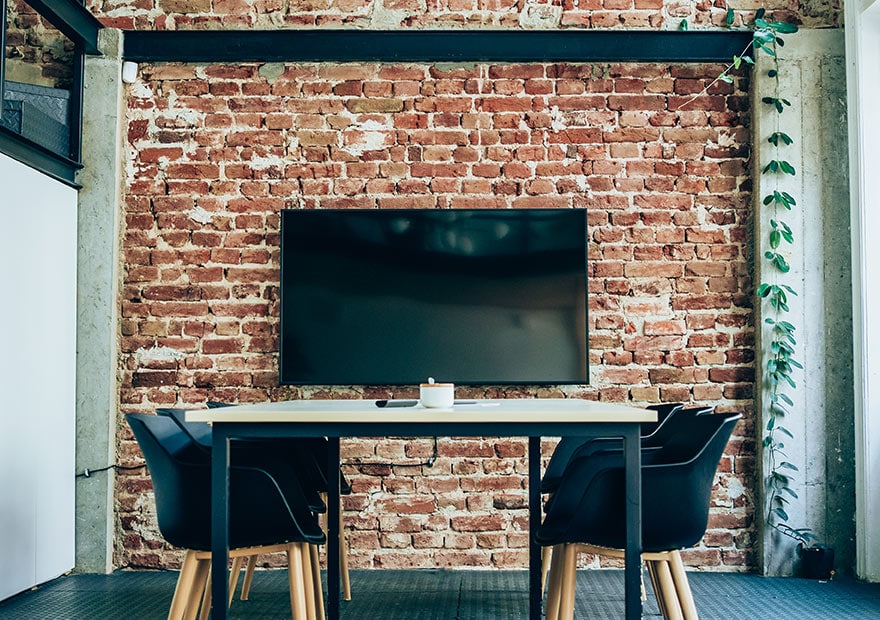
205, 402, 354, 601
126, 413, 326, 620
539, 403, 692, 590
537, 412, 741, 619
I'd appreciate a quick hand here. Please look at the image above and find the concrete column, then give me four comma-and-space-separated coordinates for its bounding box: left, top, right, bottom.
74, 28, 125, 573
754, 29, 855, 576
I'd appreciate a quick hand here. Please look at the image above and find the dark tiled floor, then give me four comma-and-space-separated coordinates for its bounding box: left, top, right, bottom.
1, 568, 878, 619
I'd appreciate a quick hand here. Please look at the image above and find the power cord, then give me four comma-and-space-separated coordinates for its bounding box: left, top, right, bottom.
341, 436, 439, 473
75, 464, 145, 478
77, 437, 441, 479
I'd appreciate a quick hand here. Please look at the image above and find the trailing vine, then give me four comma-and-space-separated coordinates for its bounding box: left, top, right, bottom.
682, 8, 812, 547
748, 12, 816, 548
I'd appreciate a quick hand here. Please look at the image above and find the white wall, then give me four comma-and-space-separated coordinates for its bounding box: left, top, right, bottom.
0, 153, 78, 600
847, 0, 880, 582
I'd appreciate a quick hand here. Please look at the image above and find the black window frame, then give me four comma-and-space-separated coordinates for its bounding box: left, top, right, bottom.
0, 0, 102, 187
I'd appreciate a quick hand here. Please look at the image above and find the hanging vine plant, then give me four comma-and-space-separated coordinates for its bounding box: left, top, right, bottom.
747, 12, 817, 548
680, 7, 812, 549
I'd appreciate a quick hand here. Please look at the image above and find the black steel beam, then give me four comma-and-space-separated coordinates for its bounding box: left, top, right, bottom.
0, 128, 83, 188
123, 29, 754, 64
27, 0, 103, 55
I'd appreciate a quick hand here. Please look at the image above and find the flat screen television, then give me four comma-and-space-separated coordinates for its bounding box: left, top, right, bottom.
279, 208, 588, 386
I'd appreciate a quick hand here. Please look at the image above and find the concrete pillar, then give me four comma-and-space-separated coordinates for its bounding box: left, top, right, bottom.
754, 29, 855, 576
74, 28, 125, 573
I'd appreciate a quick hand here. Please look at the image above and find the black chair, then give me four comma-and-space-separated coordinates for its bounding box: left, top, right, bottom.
125, 413, 326, 620
541, 403, 687, 495
537, 412, 742, 620
159, 404, 353, 601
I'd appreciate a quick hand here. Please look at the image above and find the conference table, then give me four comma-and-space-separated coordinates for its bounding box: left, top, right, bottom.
188, 398, 655, 620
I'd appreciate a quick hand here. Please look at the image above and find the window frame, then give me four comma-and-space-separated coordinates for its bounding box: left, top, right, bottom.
0, 0, 102, 187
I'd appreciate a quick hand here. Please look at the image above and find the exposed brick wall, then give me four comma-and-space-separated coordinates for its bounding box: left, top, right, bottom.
4, 0, 75, 88
87, 0, 841, 30
116, 59, 756, 572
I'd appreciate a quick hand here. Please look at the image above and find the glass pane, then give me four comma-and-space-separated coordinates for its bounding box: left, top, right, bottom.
2, 0, 75, 157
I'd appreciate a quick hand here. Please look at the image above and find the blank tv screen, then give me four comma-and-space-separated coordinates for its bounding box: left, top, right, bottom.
279, 209, 587, 386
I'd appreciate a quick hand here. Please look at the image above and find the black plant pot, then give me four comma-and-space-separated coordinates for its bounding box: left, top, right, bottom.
801, 546, 835, 580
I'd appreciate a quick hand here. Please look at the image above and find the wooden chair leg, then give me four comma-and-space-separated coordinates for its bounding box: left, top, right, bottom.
168, 550, 200, 620
183, 558, 211, 620
288, 542, 309, 620
541, 545, 552, 594
340, 503, 351, 602
319, 491, 350, 603
310, 544, 325, 620
545, 545, 565, 620
669, 551, 699, 620
646, 560, 669, 619
198, 567, 212, 620
301, 543, 318, 619
558, 544, 578, 620
241, 555, 257, 600
654, 559, 684, 620
228, 556, 243, 606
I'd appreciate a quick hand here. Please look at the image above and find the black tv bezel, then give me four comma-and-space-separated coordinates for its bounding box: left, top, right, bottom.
278, 208, 589, 387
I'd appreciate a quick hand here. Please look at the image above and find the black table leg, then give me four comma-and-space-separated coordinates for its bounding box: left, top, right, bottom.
211, 429, 230, 620
327, 437, 341, 620
528, 436, 542, 620
623, 427, 642, 620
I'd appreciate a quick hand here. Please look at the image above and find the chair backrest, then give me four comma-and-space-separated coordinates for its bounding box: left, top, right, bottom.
126, 413, 325, 551
542, 403, 686, 492
540, 412, 741, 552
126, 413, 213, 549
640, 412, 740, 550
640, 405, 714, 449
640, 402, 684, 436
156, 407, 212, 450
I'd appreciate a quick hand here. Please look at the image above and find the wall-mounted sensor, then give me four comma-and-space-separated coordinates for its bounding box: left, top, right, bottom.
122, 61, 138, 84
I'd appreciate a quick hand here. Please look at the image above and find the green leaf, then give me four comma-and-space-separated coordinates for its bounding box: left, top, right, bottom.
768, 69, 778, 78
757, 283, 771, 297
679, 18, 688, 31
780, 160, 796, 175
771, 471, 790, 484
726, 7, 735, 25
719, 74, 734, 84
733, 55, 742, 70
779, 461, 799, 471
771, 21, 799, 34
781, 486, 799, 499
773, 507, 790, 522
768, 132, 794, 146
755, 8, 766, 19
770, 230, 781, 249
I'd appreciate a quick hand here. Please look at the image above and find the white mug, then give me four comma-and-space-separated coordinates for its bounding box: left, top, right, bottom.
420, 379, 454, 408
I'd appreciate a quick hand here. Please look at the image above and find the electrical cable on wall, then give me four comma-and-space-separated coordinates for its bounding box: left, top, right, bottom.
342, 436, 439, 473
75, 464, 145, 478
